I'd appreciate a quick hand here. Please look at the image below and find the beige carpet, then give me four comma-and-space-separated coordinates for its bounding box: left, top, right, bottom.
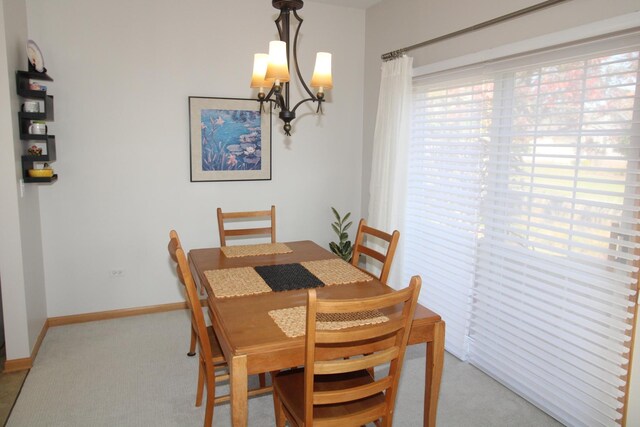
6, 310, 563, 426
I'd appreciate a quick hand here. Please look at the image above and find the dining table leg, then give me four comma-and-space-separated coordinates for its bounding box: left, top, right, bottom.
230, 354, 249, 427
424, 320, 445, 427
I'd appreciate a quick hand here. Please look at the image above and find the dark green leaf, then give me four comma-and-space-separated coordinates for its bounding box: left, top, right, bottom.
331, 207, 340, 221
329, 242, 339, 255
345, 248, 353, 261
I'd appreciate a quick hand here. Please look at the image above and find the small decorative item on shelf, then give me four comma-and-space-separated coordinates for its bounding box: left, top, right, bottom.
27, 145, 42, 156
28, 169, 53, 178
28, 121, 47, 135
28, 163, 53, 178
28, 83, 46, 91
22, 101, 39, 112
26, 40, 46, 74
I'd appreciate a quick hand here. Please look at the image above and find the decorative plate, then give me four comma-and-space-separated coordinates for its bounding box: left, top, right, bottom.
27, 40, 45, 73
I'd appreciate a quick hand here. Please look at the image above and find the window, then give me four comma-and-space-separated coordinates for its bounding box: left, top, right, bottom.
407, 32, 640, 426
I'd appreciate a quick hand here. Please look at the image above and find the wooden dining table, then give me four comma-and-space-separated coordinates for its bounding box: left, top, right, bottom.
189, 240, 445, 427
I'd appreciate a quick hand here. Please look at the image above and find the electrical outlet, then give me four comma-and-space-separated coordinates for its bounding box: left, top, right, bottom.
110, 269, 125, 278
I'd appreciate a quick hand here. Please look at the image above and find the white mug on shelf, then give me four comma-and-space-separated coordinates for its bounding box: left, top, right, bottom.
29, 122, 47, 135
23, 101, 39, 113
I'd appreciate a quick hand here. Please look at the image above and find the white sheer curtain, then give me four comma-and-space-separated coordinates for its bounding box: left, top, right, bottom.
368, 55, 413, 289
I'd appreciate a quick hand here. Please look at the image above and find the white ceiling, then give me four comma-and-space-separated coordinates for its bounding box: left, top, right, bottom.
305, 0, 382, 9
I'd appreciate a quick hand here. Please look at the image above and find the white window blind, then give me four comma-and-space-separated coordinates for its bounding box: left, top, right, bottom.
405, 76, 494, 358
408, 32, 640, 426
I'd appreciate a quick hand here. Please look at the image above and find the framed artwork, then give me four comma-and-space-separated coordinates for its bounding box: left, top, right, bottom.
189, 97, 271, 182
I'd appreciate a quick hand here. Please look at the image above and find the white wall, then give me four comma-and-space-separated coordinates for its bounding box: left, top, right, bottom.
0, 0, 48, 361
0, 0, 29, 361
362, 1, 640, 424
25, 0, 365, 317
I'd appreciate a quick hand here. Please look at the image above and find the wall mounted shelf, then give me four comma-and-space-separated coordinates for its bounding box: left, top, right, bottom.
15, 70, 57, 183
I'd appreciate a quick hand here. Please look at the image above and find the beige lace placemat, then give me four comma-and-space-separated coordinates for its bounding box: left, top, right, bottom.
204, 267, 271, 298
268, 305, 389, 338
300, 259, 374, 285
221, 243, 293, 258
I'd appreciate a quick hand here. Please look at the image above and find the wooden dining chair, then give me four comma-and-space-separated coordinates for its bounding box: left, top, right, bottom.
351, 219, 400, 285
172, 244, 227, 427
272, 276, 421, 427
217, 205, 276, 246
169, 230, 269, 420
168, 230, 198, 357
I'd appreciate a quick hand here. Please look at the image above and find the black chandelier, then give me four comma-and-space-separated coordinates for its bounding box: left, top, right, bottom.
250, 0, 332, 136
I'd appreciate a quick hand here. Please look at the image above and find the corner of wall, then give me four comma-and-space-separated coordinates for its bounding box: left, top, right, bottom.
0, 0, 48, 360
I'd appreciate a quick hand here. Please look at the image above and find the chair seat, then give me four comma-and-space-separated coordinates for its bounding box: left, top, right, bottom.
205, 325, 225, 364
274, 368, 386, 427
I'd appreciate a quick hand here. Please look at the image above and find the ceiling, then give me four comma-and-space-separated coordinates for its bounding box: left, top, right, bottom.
305, 0, 382, 9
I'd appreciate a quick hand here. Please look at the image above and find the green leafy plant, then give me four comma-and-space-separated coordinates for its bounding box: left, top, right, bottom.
329, 207, 353, 262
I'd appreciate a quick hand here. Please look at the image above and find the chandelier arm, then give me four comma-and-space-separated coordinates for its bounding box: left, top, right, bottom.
256, 97, 279, 113
291, 96, 319, 113
262, 85, 277, 103
274, 10, 285, 40
275, 9, 292, 110
291, 10, 316, 100
275, 90, 287, 110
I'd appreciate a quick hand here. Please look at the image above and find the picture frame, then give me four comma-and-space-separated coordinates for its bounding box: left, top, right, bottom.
189, 96, 271, 182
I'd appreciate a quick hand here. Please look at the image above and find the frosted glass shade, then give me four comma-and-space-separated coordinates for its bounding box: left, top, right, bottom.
250, 53, 269, 88
265, 41, 290, 83
310, 52, 332, 90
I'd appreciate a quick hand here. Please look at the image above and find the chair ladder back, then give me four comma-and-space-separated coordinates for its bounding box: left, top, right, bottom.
169, 231, 191, 291
312, 375, 394, 406
384, 278, 422, 418
222, 227, 274, 240
315, 318, 406, 345
217, 205, 276, 246
302, 277, 421, 426
315, 286, 414, 313
351, 219, 400, 285
314, 346, 399, 375
168, 229, 182, 262
175, 263, 188, 290
168, 229, 202, 360
304, 289, 319, 427
174, 247, 215, 373
357, 244, 388, 264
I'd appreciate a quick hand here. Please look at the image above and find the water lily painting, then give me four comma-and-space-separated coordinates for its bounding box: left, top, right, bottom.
189, 97, 271, 182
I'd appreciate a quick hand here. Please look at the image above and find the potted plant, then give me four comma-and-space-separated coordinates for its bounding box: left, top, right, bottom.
329, 207, 353, 262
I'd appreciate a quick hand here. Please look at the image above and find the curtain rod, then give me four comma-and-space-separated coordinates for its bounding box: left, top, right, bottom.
381, 0, 571, 61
